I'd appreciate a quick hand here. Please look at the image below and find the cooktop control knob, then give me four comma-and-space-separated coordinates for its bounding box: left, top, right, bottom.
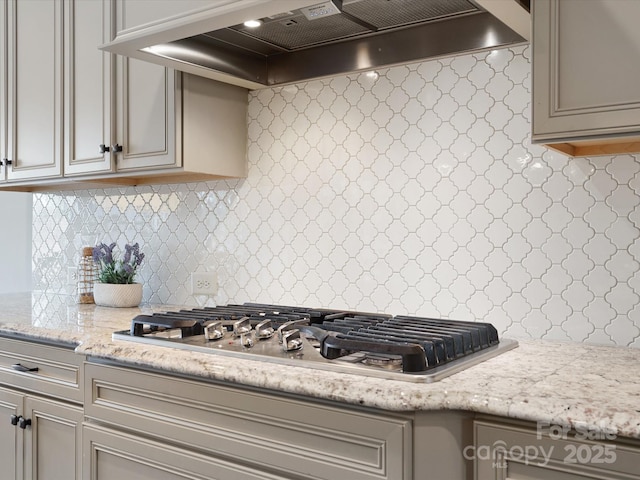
204, 321, 225, 341
282, 329, 303, 352
254, 319, 275, 339
233, 318, 252, 337
241, 333, 254, 348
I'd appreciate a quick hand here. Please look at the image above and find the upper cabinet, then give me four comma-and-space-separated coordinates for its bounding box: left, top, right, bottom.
4, 0, 64, 181
532, 0, 640, 156
113, 0, 215, 37
0, 0, 5, 183
0, 0, 247, 192
64, 0, 114, 176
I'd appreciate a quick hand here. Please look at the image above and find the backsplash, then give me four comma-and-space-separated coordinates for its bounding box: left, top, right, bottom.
33, 44, 640, 347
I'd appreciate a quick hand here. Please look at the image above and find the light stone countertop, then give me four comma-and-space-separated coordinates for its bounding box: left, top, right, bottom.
1, 292, 639, 440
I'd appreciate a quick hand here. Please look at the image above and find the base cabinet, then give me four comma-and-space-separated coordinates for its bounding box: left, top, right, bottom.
0, 388, 21, 480
0, 337, 85, 480
474, 418, 640, 480
22, 396, 83, 480
84, 361, 413, 480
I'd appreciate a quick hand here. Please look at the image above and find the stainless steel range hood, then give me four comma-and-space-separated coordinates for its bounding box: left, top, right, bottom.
102, 0, 530, 90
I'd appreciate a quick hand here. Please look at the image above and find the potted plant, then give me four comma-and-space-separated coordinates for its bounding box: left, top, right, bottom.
92, 242, 145, 308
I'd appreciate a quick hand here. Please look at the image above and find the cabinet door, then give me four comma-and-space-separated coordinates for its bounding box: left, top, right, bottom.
475, 420, 640, 480
83, 423, 295, 480
0, 0, 6, 182
532, 0, 640, 142
114, 56, 179, 171
63, 0, 114, 176
113, 0, 215, 37
0, 388, 21, 480
6, 0, 63, 180
23, 396, 83, 480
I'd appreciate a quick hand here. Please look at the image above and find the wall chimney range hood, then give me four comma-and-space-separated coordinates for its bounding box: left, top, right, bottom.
102, 0, 530, 89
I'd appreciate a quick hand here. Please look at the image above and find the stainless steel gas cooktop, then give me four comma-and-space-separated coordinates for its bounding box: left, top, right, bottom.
113, 303, 517, 383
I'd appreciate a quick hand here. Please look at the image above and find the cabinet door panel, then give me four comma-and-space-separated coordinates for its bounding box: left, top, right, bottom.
475, 420, 640, 480
24, 396, 83, 480
6, 0, 62, 180
0, 0, 6, 182
84, 424, 295, 480
533, 0, 640, 140
115, 57, 178, 171
114, 0, 216, 36
64, 0, 114, 175
0, 388, 21, 480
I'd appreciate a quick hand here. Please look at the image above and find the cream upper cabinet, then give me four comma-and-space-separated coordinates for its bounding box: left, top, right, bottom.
0, 0, 247, 191
0, 0, 6, 183
113, 0, 216, 37
64, 0, 114, 176
114, 56, 178, 171
5, 0, 63, 181
532, 0, 640, 157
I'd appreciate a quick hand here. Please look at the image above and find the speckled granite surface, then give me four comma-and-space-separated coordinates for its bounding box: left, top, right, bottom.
2, 292, 639, 439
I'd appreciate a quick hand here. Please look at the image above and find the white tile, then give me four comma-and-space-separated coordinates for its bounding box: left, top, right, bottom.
31, 45, 640, 348
561, 186, 594, 215
561, 283, 593, 312
541, 234, 572, 263
606, 185, 639, 216
605, 315, 640, 346
582, 234, 616, 265
585, 169, 618, 201
541, 203, 572, 233
605, 284, 639, 315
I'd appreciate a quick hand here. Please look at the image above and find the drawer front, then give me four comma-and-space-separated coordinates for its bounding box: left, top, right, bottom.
0, 337, 83, 403
84, 423, 297, 480
85, 362, 411, 480
474, 420, 640, 480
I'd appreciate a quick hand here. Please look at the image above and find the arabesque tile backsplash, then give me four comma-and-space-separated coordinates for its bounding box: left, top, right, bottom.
33, 45, 640, 347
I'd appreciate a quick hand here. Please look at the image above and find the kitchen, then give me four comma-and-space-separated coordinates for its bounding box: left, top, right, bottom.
1, 0, 639, 479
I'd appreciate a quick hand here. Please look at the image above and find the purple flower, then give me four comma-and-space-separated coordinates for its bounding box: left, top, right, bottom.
93, 241, 145, 284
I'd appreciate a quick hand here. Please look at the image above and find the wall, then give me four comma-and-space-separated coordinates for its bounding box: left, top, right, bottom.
0, 191, 32, 292
32, 45, 640, 347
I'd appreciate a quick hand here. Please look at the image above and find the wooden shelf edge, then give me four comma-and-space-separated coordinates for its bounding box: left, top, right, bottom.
545, 140, 640, 158
0, 171, 245, 193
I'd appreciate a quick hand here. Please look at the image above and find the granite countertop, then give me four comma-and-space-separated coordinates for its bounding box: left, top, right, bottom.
1, 292, 639, 440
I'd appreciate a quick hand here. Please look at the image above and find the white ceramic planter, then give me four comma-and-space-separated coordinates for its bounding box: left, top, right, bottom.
93, 282, 143, 308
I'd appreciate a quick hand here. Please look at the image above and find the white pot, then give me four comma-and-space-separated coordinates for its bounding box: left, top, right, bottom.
93, 282, 143, 308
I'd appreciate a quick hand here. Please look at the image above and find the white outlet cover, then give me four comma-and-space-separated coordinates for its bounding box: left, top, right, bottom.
67, 266, 78, 285
191, 272, 217, 295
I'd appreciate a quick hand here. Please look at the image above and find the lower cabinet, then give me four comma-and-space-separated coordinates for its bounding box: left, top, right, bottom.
474, 418, 640, 480
0, 337, 85, 480
84, 361, 413, 480
0, 385, 83, 480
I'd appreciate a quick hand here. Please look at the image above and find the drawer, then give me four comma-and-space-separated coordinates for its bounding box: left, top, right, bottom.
85, 362, 412, 480
0, 336, 84, 403
84, 423, 298, 480
474, 419, 640, 480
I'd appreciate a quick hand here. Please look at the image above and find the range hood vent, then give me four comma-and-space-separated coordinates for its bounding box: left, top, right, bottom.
114, 0, 529, 89
228, 0, 479, 51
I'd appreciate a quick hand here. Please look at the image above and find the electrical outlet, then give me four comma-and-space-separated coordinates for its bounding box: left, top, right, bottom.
191, 272, 217, 295
67, 266, 78, 285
